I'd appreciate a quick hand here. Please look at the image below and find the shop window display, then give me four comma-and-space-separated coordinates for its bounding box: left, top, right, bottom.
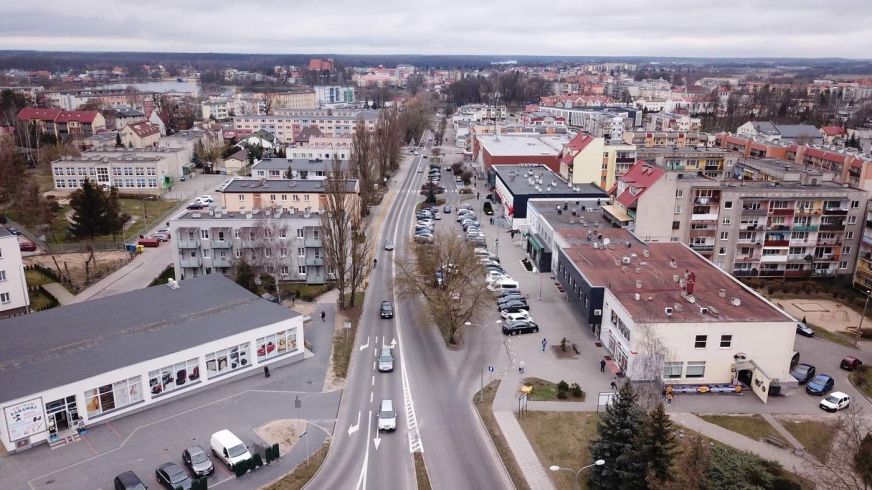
256, 329, 298, 362
205, 343, 250, 379
148, 358, 199, 396
84, 376, 143, 417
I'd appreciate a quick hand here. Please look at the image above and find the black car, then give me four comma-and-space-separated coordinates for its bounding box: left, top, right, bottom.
380, 301, 394, 319
498, 294, 526, 305
796, 322, 815, 337
5, 226, 21, 235
155, 462, 192, 490
186, 203, 205, 210
499, 301, 529, 314
790, 363, 816, 384
182, 444, 214, 477
496, 288, 522, 297
114, 471, 148, 490
485, 265, 506, 274
502, 320, 540, 336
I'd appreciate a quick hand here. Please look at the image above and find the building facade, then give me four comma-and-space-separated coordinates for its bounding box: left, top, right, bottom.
0, 229, 30, 318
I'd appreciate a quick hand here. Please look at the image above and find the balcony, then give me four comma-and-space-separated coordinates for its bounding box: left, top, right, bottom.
616, 157, 635, 163
823, 208, 848, 216
735, 255, 758, 262
742, 208, 768, 217
689, 244, 714, 252
764, 239, 790, 247
306, 257, 325, 266
767, 224, 791, 231
305, 239, 322, 248
759, 270, 786, 277
694, 196, 719, 205
238, 239, 258, 248
178, 239, 200, 249
761, 254, 788, 263
820, 223, 845, 231
792, 225, 818, 232
814, 255, 838, 262
704, 164, 722, 171
770, 208, 795, 216
306, 274, 326, 285
210, 240, 232, 249
180, 257, 202, 268
740, 224, 763, 230
212, 258, 233, 268
785, 270, 810, 278
691, 213, 718, 222
689, 229, 717, 238
817, 238, 842, 246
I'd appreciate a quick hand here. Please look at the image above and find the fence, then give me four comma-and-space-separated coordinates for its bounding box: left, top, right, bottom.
27, 284, 60, 311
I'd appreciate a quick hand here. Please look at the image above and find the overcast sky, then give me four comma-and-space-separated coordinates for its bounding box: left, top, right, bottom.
2, 0, 871, 58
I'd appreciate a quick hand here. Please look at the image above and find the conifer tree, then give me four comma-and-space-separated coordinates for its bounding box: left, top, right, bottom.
588, 381, 643, 489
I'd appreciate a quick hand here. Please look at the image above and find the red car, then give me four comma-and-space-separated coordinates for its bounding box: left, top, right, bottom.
19, 241, 36, 252
840, 356, 863, 371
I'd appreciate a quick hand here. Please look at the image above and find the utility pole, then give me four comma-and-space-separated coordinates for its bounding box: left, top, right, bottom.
856, 290, 869, 348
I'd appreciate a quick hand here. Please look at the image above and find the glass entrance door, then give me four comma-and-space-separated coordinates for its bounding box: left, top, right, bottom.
46, 396, 78, 434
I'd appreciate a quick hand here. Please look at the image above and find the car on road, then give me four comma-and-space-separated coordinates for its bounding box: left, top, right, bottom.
806, 374, 835, 395
796, 322, 815, 337
377, 399, 397, 432
413, 151, 419, 156
501, 309, 532, 322
502, 320, 540, 336
195, 195, 214, 204
840, 356, 863, 371
19, 241, 36, 252
384, 239, 394, 251
443, 205, 451, 213
210, 429, 251, 470
417, 167, 423, 173
114, 471, 148, 490
186, 202, 206, 210
819, 392, 851, 412
182, 444, 214, 477
5, 226, 21, 235
155, 462, 192, 490
152, 232, 170, 242
434, 211, 441, 220
378, 348, 394, 372
789, 363, 816, 384
499, 301, 530, 314
380, 301, 394, 319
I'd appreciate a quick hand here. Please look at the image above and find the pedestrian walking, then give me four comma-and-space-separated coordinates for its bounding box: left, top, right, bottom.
519, 360, 525, 374
600, 359, 606, 373
320, 310, 326, 322
610, 380, 618, 390
541, 338, 547, 351
667, 391, 674, 406
77, 418, 86, 434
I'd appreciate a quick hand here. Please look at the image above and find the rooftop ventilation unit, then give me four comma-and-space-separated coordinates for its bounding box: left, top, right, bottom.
719, 289, 726, 298
665, 307, 673, 317
731, 297, 741, 306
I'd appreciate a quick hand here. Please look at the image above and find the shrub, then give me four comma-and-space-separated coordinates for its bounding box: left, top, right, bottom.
557, 391, 568, 400
557, 380, 569, 393
767, 285, 777, 295
860, 328, 872, 340
570, 383, 584, 398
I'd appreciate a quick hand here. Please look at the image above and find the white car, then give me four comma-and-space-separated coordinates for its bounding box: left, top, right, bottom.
195, 195, 214, 204
501, 309, 532, 322
417, 219, 434, 226
820, 391, 851, 412
486, 271, 511, 283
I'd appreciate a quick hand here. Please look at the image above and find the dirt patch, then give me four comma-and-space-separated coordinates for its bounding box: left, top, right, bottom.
255, 419, 306, 457
291, 301, 319, 318
550, 345, 578, 359
25, 250, 131, 289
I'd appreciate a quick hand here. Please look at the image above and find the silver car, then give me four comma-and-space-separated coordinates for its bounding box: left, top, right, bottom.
384, 239, 394, 251
378, 348, 394, 372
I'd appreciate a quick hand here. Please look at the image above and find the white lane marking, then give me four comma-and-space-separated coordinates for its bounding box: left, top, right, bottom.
359, 336, 370, 352
373, 430, 382, 451
348, 410, 361, 437
354, 410, 373, 490
373, 361, 376, 371
370, 392, 373, 403
372, 375, 375, 386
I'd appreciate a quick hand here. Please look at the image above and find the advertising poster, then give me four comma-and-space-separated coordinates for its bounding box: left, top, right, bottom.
4, 398, 46, 441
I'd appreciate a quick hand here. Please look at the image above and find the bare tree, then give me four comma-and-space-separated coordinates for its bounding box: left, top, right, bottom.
351, 118, 377, 209
249, 213, 296, 303
320, 156, 355, 310
628, 320, 673, 411
800, 405, 872, 490
394, 230, 493, 344
346, 199, 372, 308
373, 107, 403, 183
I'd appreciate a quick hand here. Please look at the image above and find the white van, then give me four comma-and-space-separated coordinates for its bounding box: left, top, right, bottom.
489, 279, 520, 292
210, 429, 251, 470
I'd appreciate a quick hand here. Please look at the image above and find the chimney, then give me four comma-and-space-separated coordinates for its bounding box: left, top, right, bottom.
685, 272, 696, 295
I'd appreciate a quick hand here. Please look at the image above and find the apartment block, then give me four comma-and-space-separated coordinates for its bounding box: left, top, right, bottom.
17, 108, 106, 139
250, 158, 351, 180
622, 130, 713, 148
272, 91, 317, 110
233, 110, 378, 145
537, 106, 641, 138
50, 147, 190, 193
217, 177, 359, 214
636, 147, 740, 181
644, 112, 701, 132
313, 86, 356, 105
0, 229, 30, 318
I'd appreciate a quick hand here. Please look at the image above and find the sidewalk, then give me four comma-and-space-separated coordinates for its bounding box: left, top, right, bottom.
761, 413, 804, 449
68, 245, 172, 304
41, 282, 75, 305
494, 411, 556, 490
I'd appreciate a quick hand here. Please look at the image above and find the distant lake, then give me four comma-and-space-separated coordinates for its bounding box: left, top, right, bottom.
100, 80, 201, 93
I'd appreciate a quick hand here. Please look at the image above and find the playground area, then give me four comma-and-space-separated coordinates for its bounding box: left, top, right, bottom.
774, 298, 862, 333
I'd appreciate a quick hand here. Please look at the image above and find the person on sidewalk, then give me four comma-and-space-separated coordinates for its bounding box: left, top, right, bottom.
320, 310, 326, 322
600, 359, 606, 372
610, 380, 618, 390
541, 338, 547, 351
519, 360, 525, 374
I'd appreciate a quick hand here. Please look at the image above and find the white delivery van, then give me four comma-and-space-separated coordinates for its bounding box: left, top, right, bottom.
489, 279, 520, 292
210, 429, 251, 470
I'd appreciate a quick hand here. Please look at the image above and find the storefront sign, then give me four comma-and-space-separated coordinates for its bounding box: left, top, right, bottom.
666, 384, 741, 395
4, 398, 46, 441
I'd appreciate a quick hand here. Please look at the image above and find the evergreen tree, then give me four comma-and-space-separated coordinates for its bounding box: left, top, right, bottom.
707, 445, 774, 490
69, 179, 113, 240
115, 132, 123, 147
636, 403, 678, 485
285, 165, 293, 179
588, 381, 644, 490
425, 186, 437, 204
234, 258, 258, 294
104, 186, 125, 239
857, 433, 872, 488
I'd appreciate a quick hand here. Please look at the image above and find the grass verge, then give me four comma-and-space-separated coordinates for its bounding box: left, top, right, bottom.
697, 414, 781, 442
28, 289, 56, 310
849, 365, 872, 399
331, 292, 364, 379
414, 452, 432, 490
148, 265, 175, 287
518, 412, 599, 490
262, 440, 329, 490
472, 380, 531, 490
523, 378, 559, 401
807, 322, 856, 348
774, 416, 838, 462
25, 269, 54, 286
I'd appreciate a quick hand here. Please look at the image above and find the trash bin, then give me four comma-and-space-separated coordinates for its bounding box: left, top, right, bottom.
136, 245, 145, 253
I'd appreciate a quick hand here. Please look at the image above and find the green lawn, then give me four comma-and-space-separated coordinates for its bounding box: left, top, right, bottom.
518, 411, 599, 490
698, 414, 781, 442
849, 365, 872, 398
774, 416, 838, 462
25, 269, 54, 286
523, 378, 560, 401
28, 289, 56, 311
807, 321, 856, 348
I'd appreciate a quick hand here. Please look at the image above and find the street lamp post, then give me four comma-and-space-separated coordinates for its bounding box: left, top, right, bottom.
465, 320, 503, 402
549, 460, 605, 490
856, 290, 870, 348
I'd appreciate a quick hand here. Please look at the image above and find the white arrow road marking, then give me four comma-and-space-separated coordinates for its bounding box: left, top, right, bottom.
373, 432, 382, 451
359, 336, 370, 352
354, 411, 373, 490
390, 337, 397, 348
347, 411, 361, 437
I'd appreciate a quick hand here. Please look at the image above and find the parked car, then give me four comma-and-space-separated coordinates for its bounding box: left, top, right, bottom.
806, 374, 835, 395
819, 391, 851, 412
796, 322, 814, 337
182, 444, 214, 477
152, 232, 170, 242
840, 356, 863, 371
186, 202, 206, 210
414, 234, 434, 244
195, 195, 214, 204
5, 226, 21, 235
417, 167, 423, 173
501, 309, 532, 322
114, 471, 148, 490
443, 205, 451, 213
380, 301, 394, 319
499, 301, 530, 314
384, 239, 394, 251
261, 293, 279, 304
496, 288, 522, 298
155, 462, 192, 490
434, 211, 441, 220
501, 320, 540, 336
497, 293, 526, 303
19, 241, 36, 252
377, 399, 397, 432
210, 429, 251, 470
789, 363, 816, 384
378, 348, 394, 372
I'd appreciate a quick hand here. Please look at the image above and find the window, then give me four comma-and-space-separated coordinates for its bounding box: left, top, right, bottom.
203, 249, 211, 258
298, 266, 307, 275
852, 200, 860, 209
147, 179, 157, 188
135, 167, 145, 176
136, 179, 145, 188
720, 232, 729, 240
846, 232, 854, 239
238, 195, 245, 202
297, 248, 305, 257
56, 180, 66, 188
724, 201, 733, 209
843, 246, 851, 255
205, 343, 250, 379
0, 271, 6, 281
297, 229, 304, 239
840, 261, 849, 269
146, 168, 156, 176
663, 362, 683, 379
675, 190, 683, 198
694, 335, 707, 349
720, 335, 732, 348
722, 216, 731, 225
270, 194, 276, 202
83, 376, 143, 417
293, 195, 300, 202
685, 361, 706, 379
281, 195, 288, 201
718, 247, 726, 255
848, 216, 857, 225
148, 358, 200, 396
256, 328, 299, 362
0, 292, 9, 303
674, 205, 682, 215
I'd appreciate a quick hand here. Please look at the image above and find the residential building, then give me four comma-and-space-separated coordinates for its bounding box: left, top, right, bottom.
113, 108, 145, 130
202, 99, 233, 120
233, 110, 379, 145
0, 228, 30, 318
0, 274, 304, 453
272, 91, 317, 110
313, 86, 356, 105
519, 111, 566, 128
217, 177, 359, 214
0, 85, 44, 100
636, 147, 740, 181
645, 112, 701, 132
537, 106, 641, 139
309, 58, 334, 72
736, 121, 823, 145
251, 158, 350, 180
17, 108, 106, 139
223, 149, 249, 176
120, 122, 160, 148
853, 202, 872, 290
474, 133, 569, 174
557, 133, 605, 186
40, 88, 156, 113
820, 126, 848, 145
622, 130, 712, 148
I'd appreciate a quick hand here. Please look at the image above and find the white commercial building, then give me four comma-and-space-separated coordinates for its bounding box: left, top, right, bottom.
0, 275, 305, 453
0, 229, 30, 318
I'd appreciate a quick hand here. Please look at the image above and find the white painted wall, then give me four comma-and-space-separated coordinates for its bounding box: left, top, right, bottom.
0, 234, 29, 316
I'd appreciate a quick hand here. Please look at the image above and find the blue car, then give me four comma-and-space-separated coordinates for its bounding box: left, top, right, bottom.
806, 374, 834, 395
